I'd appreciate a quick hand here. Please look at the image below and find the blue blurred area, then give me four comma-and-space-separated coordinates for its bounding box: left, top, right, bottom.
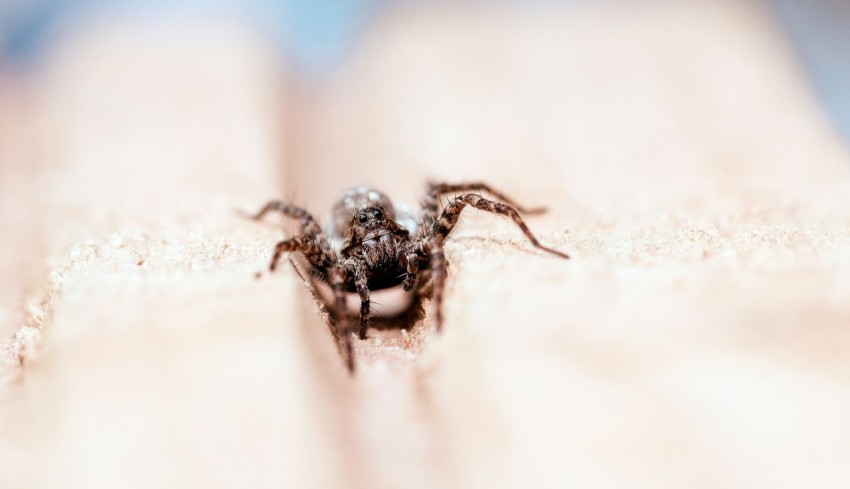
0, 0, 79, 63
770, 0, 850, 143
285, 0, 380, 70
1, 0, 849, 143
0, 0, 379, 72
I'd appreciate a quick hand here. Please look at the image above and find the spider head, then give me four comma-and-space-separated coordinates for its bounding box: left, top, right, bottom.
355, 207, 385, 226
333, 186, 411, 255
332, 186, 397, 237
350, 205, 401, 241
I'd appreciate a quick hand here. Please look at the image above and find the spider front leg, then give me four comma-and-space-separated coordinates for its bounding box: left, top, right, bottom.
424, 238, 448, 332
328, 265, 355, 372
402, 250, 420, 291
433, 193, 570, 259
349, 261, 371, 340
268, 236, 331, 272
249, 201, 335, 273
251, 200, 324, 237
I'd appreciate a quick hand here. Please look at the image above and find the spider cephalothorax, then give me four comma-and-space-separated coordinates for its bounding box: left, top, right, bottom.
251, 182, 569, 372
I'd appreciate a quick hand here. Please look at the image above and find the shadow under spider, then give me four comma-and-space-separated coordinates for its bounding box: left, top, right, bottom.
363, 293, 426, 332
287, 258, 430, 342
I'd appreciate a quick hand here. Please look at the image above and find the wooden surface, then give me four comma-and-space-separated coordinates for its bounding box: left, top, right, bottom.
2, 2, 850, 488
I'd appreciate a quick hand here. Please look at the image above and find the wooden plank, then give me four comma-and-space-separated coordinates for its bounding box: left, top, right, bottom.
3, 2, 850, 488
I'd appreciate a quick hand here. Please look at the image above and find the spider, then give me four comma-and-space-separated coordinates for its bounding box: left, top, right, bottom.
250, 182, 569, 372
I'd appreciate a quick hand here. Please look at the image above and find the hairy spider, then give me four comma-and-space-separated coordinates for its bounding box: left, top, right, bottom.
250, 181, 569, 372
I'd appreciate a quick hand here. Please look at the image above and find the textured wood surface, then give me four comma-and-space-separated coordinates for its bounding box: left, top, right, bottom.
2, 2, 850, 488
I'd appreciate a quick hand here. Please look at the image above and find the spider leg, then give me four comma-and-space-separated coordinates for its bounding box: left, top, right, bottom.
268, 236, 332, 272
433, 193, 570, 259
251, 201, 355, 371
424, 238, 448, 332
347, 261, 371, 340
250, 201, 324, 237
402, 250, 419, 291
328, 265, 355, 373
250, 201, 335, 272
421, 181, 546, 231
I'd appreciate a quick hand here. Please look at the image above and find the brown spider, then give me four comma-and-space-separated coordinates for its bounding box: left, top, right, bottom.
251, 182, 569, 372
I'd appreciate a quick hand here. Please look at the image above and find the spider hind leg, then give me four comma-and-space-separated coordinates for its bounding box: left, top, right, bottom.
420, 181, 547, 231
432, 193, 569, 259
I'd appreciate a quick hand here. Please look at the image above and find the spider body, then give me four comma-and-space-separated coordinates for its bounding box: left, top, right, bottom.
251, 182, 569, 372
339, 204, 411, 289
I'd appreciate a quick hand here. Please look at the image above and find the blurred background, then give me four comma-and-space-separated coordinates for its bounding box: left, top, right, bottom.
1, 0, 850, 142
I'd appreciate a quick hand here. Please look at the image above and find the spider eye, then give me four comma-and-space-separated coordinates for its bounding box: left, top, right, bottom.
357, 212, 368, 223
373, 209, 383, 220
